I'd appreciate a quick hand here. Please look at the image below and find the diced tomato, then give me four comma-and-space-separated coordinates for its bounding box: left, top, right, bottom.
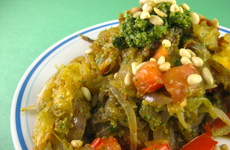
90, 137, 122, 150
199, 18, 219, 30
200, 18, 212, 26
218, 36, 227, 46
204, 112, 230, 136
132, 61, 164, 94
90, 138, 103, 148
154, 45, 169, 60
162, 63, 200, 104
142, 143, 171, 150
181, 132, 218, 150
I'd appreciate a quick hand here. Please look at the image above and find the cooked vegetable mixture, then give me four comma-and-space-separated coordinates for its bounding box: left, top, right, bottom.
32, 0, 230, 149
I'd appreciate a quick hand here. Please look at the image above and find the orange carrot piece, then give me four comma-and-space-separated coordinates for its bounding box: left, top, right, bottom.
154, 46, 169, 60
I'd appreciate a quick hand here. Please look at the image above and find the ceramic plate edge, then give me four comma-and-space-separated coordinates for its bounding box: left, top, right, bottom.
11, 20, 230, 150
11, 20, 119, 150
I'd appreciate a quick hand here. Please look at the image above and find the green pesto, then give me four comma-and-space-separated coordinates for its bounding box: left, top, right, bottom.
169, 11, 192, 30
117, 14, 168, 48
113, 2, 192, 49
112, 36, 127, 50
156, 2, 171, 14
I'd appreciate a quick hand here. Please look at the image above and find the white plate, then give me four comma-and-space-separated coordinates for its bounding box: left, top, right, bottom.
11, 20, 230, 150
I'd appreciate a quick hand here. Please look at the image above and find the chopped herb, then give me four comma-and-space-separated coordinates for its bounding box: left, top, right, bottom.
101, 147, 107, 150
160, 122, 165, 126
112, 36, 128, 50
169, 11, 192, 30
109, 126, 117, 131
174, 58, 182, 66
143, 116, 148, 120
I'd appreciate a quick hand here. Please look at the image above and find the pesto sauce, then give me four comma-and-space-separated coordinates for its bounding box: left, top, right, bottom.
169, 11, 192, 29
119, 14, 168, 48
113, 2, 192, 49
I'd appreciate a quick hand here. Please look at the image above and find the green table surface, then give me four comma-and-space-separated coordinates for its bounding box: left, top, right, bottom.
1, 0, 229, 149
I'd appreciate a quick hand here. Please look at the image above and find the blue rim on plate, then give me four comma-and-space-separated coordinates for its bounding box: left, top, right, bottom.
11, 20, 230, 150
11, 20, 119, 150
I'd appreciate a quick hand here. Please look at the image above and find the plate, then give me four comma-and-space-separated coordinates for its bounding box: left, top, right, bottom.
11, 20, 230, 150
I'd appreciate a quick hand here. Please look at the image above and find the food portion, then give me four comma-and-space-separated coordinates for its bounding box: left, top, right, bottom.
32, 0, 230, 149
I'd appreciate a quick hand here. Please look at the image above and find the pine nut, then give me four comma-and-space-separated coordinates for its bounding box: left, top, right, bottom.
154, 7, 167, 17
190, 12, 200, 25
191, 56, 204, 67
179, 6, 184, 13
181, 3, 190, 11
153, 0, 164, 3
157, 56, 165, 65
139, 0, 148, 5
220, 144, 229, 150
162, 39, 171, 48
140, 11, 151, 19
124, 72, 132, 86
167, 0, 176, 4
202, 67, 214, 85
150, 58, 157, 62
114, 72, 118, 78
179, 48, 191, 58
91, 95, 98, 108
81, 87, 92, 102
170, 4, 179, 13
142, 3, 148, 10
147, 1, 157, 7
149, 15, 164, 26
187, 74, 202, 85
181, 56, 192, 65
159, 62, 171, 71
153, 0, 176, 4
136, 62, 147, 73
133, 11, 142, 18
211, 18, 219, 27
187, 49, 196, 57
130, 7, 142, 14
143, 5, 153, 13
71, 140, 83, 148
131, 62, 139, 75
85, 48, 94, 54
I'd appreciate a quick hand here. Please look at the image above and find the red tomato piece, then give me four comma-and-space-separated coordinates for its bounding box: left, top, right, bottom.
181, 132, 218, 150
204, 112, 230, 136
90, 138, 103, 148
200, 18, 212, 26
162, 63, 200, 104
91, 137, 122, 150
132, 61, 164, 94
142, 143, 171, 150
